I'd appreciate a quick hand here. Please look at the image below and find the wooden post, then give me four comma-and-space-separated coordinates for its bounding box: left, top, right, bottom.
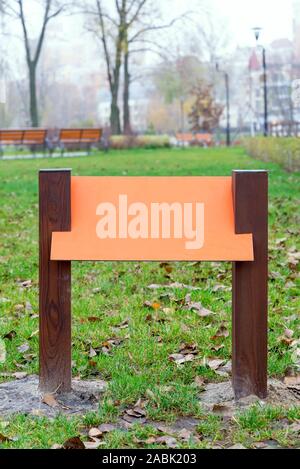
232, 170, 268, 399
39, 169, 72, 393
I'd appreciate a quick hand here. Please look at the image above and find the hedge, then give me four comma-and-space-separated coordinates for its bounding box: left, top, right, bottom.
243, 137, 300, 172
109, 135, 170, 149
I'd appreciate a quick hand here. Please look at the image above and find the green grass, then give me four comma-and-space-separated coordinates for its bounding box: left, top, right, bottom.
0, 147, 299, 449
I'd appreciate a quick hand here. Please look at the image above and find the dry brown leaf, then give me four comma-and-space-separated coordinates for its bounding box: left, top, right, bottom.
177, 428, 193, 441
155, 436, 178, 448
89, 347, 97, 358
42, 393, 59, 408
169, 353, 195, 365
63, 436, 85, 449
3, 330, 17, 341
87, 317, 102, 323
211, 324, 229, 340
88, 428, 103, 439
179, 342, 198, 355
205, 358, 226, 370
0, 432, 12, 442
84, 438, 102, 449
194, 376, 205, 388
51, 443, 63, 449
284, 374, 300, 386
98, 423, 115, 433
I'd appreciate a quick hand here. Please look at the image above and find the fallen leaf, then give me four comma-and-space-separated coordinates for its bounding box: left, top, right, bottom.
184, 293, 214, 317
3, 330, 17, 341
25, 301, 33, 311
51, 443, 63, 449
147, 283, 200, 291
212, 404, 232, 415
13, 372, 27, 380
89, 347, 97, 358
123, 403, 147, 424
17, 343, 30, 353
211, 344, 225, 352
169, 353, 195, 365
211, 324, 229, 340
194, 376, 205, 388
42, 393, 59, 408
179, 342, 198, 355
289, 421, 300, 433
0, 432, 12, 442
84, 438, 103, 449
155, 436, 177, 448
88, 428, 103, 439
177, 428, 193, 441
205, 358, 226, 370
0, 339, 6, 363
98, 423, 115, 433
284, 374, 300, 386
63, 436, 85, 450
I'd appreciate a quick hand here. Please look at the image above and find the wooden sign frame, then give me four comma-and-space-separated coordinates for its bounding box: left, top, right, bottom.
39, 169, 268, 399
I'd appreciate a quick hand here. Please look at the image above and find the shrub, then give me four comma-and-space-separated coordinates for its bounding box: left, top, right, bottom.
243, 137, 300, 172
109, 135, 170, 150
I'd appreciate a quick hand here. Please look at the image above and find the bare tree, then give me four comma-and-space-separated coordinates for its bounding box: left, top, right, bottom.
1, 0, 69, 127
122, 1, 187, 134
85, 0, 184, 134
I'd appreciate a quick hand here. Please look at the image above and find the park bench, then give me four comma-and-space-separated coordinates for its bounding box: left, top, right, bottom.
58, 128, 103, 155
0, 129, 47, 156
176, 132, 213, 147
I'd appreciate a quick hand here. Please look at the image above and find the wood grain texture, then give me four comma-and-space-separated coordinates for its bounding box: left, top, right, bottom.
232, 170, 268, 399
39, 169, 71, 393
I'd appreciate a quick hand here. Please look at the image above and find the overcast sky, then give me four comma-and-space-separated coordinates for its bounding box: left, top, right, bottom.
20, 0, 295, 47
169, 0, 294, 46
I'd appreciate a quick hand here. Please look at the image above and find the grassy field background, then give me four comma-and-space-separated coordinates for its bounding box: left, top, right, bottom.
0, 147, 299, 449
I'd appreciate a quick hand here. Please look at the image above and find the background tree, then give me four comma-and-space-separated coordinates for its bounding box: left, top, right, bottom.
86, 0, 184, 134
85, 0, 127, 134
188, 83, 223, 132
1, 0, 68, 127
154, 55, 203, 131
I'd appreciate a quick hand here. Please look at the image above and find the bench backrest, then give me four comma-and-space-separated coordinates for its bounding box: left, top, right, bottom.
59, 129, 82, 142
176, 133, 213, 144
0, 130, 24, 144
0, 129, 46, 145
176, 133, 194, 142
23, 129, 46, 144
81, 129, 102, 142
195, 133, 213, 143
59, 129, 102, 143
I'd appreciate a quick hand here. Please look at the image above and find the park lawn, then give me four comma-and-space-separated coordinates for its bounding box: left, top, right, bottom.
0, 147, 299, 449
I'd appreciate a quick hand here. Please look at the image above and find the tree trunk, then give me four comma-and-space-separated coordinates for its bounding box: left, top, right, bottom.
29, 62, 39, 127
123, 49, 132, 135
110, 87, 121, 135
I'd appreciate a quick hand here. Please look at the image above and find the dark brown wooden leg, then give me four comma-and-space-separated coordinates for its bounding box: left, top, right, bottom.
232, 170, 268, 399
39, 169, 72, 393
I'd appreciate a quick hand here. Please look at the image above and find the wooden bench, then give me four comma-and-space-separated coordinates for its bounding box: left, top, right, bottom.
176, 133, 213, 147
0, 129, 47, 156
58, 128, 103, 155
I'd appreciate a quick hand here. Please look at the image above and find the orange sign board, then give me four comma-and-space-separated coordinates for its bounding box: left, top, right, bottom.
51, 177, 254, 261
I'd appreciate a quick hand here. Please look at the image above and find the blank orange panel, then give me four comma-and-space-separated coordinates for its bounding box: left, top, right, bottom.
51, 177, 254, 261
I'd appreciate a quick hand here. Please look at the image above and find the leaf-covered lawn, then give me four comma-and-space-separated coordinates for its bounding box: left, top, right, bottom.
0, 147, 299, 449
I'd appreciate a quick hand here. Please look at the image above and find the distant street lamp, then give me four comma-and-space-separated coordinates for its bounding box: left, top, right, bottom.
216, 63, 231, 147
253, 27, 268, 137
